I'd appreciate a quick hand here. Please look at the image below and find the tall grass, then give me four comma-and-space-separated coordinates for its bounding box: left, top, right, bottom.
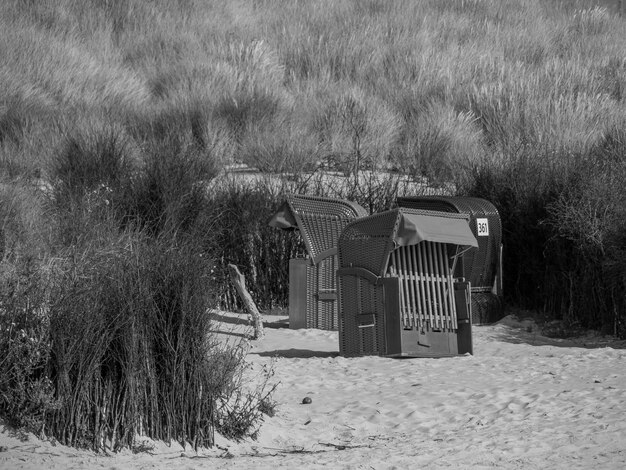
4, 0, 623, 180
44, 232, 227, 450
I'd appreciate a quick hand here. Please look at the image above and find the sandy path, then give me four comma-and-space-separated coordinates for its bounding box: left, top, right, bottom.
2, 313, 625, 469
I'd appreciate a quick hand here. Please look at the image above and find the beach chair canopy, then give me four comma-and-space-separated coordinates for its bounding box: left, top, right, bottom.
393, 211, 479, 248
338, 208, 477, 278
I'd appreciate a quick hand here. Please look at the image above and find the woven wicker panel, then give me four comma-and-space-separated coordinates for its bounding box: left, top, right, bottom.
302, 254, 340, 330
337, 274, 357, 356
316, 256, 339, 330
455, 198, 501, 291
287, 194, 369, 218
337, 273, 385, 357
286, 194, 368, 262
360, 275, 385, 355
396, 197, 502, 292
471, 292, 504, 325
338, 209, 401, 277
302, 214, 351, 263
305, 262, 317, 328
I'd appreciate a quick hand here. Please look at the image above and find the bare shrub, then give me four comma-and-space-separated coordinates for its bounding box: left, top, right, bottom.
117, 136, 218, 236
216, 353, 278, 441
0, 259, 58, 434
206, 180, 305, 311
543, 127, 626, 335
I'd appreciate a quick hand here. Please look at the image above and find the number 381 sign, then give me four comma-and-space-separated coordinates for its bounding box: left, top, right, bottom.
476, 218, 489, 237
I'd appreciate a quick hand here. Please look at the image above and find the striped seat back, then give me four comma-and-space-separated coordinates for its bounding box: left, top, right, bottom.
389, 242, 458, 332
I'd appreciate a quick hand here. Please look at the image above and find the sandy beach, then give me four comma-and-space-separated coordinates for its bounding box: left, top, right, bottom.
2, 312, 626, 469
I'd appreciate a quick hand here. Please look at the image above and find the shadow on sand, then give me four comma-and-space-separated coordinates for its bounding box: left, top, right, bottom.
481, 325, 626, 349
252, 349, 339, 358
211, 312, 290, 329
210, 312, 292, 340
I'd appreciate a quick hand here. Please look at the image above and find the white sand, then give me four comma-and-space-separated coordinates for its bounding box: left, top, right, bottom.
2, 312, 626, 469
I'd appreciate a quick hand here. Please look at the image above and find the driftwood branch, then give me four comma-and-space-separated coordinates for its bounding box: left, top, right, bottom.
228, 264, 264, 339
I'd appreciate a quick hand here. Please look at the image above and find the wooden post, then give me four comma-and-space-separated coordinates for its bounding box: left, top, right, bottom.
228, 264, 264, 339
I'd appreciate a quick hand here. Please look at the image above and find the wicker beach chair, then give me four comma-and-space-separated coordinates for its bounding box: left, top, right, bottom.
396, 196, 504, 324
269, 194, 368, 330
337, 208, 478, 357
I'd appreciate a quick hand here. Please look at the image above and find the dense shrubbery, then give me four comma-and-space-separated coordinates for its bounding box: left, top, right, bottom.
0, 119, 273, 449
206, 180, 305, 310
2, 0, 626, 452
45, 233, 220, 450
458, 127, 626, 335
0, 259, 57, 434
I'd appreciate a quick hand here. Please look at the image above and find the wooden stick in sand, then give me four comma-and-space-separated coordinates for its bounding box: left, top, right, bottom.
228, 264, 264, 339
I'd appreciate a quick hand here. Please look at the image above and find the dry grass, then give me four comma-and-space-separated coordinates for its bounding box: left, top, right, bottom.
1, 0, 624, 183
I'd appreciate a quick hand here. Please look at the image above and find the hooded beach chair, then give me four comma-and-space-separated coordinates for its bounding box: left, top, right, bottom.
337, 208, 478, 357
269, 194, 368, 330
